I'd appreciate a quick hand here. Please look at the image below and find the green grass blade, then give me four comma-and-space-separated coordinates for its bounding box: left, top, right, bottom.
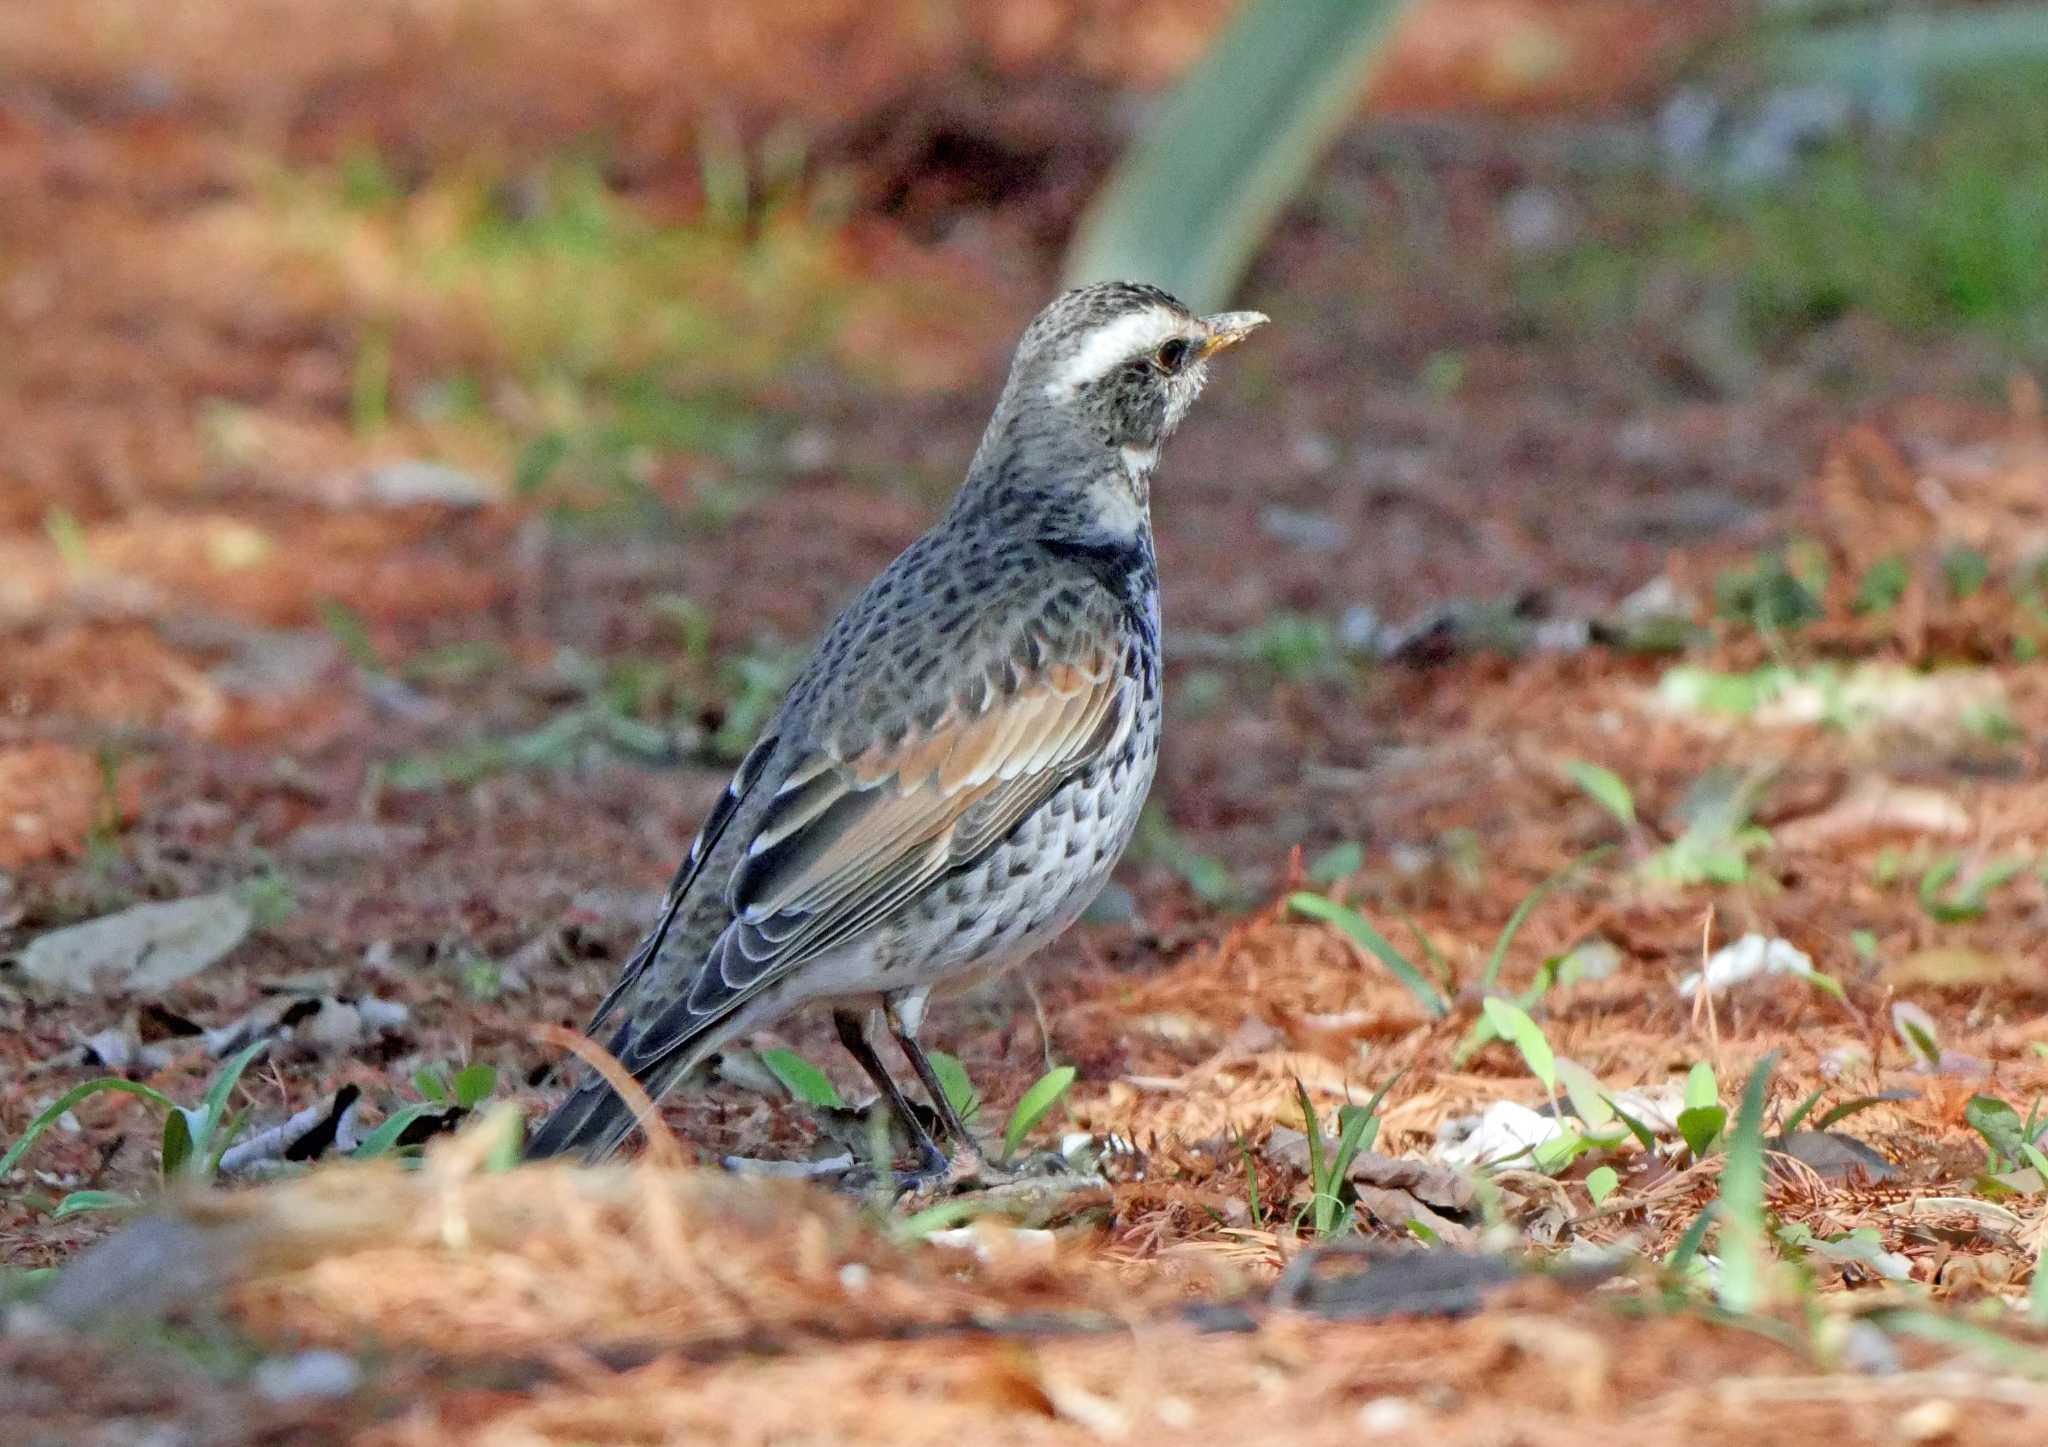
0, 1078, 177, 1181
926, 1050, 981, 1125
52, 1189, 133, 1220
1288, 892, 1448, 1017
1357, 1068, 1405, 1126
1607, 1098, 1658, 1152
1480, 846, 1612, 991
1330, 1105, 1378, 1190
1780, 1086, 1827, 1135
1716, 1053, 1779, 1316
1671, 1203, 1720, 1285
206, 1107, 253, 1177
1295, 1077, 1333, 1234
160, 1109, 195, 1179
1063, 0, 1416, 309
1237, 1134, 1266, 1229
1554, 1058, 1616, 1132
1003, 1065, 1077, 1162
350, 1103, 449, 1160
186, 1039, 271, 1171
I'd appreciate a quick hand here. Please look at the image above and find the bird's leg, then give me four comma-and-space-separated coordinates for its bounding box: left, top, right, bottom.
832, 1008, 947, 1182
885, 991, 991, 1185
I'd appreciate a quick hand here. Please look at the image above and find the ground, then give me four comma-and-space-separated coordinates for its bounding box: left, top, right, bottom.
3, 3, 2048, 1443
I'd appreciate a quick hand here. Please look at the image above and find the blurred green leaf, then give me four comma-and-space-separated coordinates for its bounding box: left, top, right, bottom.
1307, 841, 1364, 884
0, 1078, 177, 1183
1064, 0, 1416, 309
1565, 761, 1635, 828
160, 1109, 194, 1179
1716, 1054, 1778, 1316
1586, 1165, 1619, 1206
1853, 555, 1910, 614
1966, 1094, 2029, 1165
52, 1190, 133, 1220
1679, 1106, 1728, 1160
1554, 1058, 1616, 1133
1479, 846, 1610, 991
1482, 998, 1556, 1094
452, 1064, 499, 1111
1685, 1061, 1719, 1112
351, 1103, 450, 1160
927, 1050, 981, 1126
759, 1049, 844, 1110
1004, 1066, 1078, 1161
1289, 891, 1449, 1017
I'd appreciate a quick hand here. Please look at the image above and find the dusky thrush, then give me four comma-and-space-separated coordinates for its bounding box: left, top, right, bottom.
524, 281, 1266, 1176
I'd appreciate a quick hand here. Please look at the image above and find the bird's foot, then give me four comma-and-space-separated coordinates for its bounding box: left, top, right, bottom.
889, 1143, 1089, 1198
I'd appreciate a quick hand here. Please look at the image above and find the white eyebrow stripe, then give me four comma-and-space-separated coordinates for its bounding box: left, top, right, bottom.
1043, 307, 1183, 398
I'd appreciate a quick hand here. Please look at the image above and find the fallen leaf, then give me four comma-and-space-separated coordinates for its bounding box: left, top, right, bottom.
1771, 1129, 1897, 1183
1776, 777, 1969, 849
11, 891, 252, 995
1884, 947, 2043, 991
1352, 1186, 1478, 1248
1266, 1133, 1476, 1211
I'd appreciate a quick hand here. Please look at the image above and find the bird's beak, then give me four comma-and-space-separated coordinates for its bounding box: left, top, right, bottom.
1196, 310, 1269, 360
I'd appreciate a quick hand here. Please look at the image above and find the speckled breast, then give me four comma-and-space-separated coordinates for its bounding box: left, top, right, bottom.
880, 637, 1161, 988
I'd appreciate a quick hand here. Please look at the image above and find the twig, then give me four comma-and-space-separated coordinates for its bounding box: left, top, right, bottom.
531, 1022, 687, 1170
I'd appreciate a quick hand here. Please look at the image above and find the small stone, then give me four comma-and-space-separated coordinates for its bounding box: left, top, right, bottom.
1081, 882, 1138, 927
1358, 1397, 1420, 1433
364, 460, 495, 507
1898, 1400, 1958, 1443
1338, 605, 1383, 653
285, 821, 425, 865
1289, 432, 1339, 472
253, 1349, 362, 1403
1838, 1319, 1902, 1376
1501, 186, 1570, 254
784, 427, 834, 472
13, 892, 253, 996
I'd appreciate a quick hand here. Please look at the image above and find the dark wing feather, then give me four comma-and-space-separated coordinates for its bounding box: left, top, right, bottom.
583, 729, 779, 1036
614, 635, 1131, 1077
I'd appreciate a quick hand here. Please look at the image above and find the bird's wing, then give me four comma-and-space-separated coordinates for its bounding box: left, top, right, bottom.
582, 727, 780, 1036
613, 586, 1134, 1077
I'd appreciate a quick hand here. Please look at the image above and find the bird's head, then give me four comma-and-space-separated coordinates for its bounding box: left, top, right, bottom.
1009, 282, 1267, 455
965, 282, 1266, 541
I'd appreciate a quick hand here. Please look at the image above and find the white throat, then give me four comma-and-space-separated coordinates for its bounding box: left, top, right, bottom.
1083, 444, 1155, 539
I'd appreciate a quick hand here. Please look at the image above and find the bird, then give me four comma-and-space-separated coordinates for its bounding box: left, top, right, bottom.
524, 281, 1266, 1179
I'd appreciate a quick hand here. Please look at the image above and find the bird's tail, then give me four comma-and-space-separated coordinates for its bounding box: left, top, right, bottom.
521, 1017, 719, 1163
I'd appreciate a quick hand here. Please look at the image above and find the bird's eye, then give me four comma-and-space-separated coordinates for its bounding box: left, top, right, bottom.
1153, 337, 1193, 373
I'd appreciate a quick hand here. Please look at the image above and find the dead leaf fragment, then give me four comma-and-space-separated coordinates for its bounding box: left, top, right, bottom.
11, 891, 253, 995
1776, 777, 1969, 850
